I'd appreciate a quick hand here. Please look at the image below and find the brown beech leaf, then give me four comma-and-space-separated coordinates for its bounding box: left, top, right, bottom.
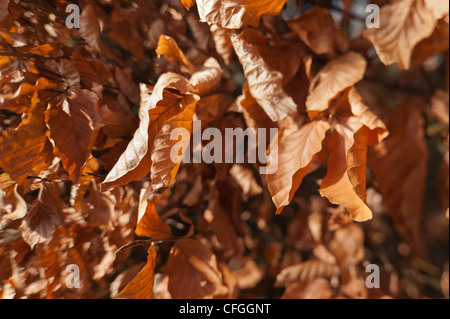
363, 0, 448, 70
99, 99, 138, 139
116, 246, 156, 299
288, 7, 349, 57
189, 57, 223, 96
281, 278, 334, 299
412, 15, 449, 66
136, 199, 172, 239
368, 100, 428, 253
151, 98, 197, 192
230, 29, 298, 122
347, 87, 389, 145
71, 51, 113, 93
319, 87, 386, 222
70, 157, 99, 210
45, 89, 101, 183
114, 67, 140, 105
0, 93, 47, 184
239, 83, 276, 131
210, 25, 234, 65
156, 35, 196, 74
84, 184, 115, 228
196, 0, 287, 29
0, 77, 56, 114
167, 238, 228, 299
19, 183, 63, 249
267, 119, 330, 214
101, 73, 198, 191
195, 94, 233, 124
306, 51, 366, 119
320, 125, 372, 222
78, 5, 119, 64
0, 174, 27, 221
79, 5, 103, 53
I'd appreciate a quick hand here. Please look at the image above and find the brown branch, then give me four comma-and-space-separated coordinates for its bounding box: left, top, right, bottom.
0, 52, 50, 60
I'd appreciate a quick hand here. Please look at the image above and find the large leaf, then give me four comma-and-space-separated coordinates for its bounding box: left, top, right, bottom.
230, 29, 298, 122
101, 73, 199, 191
45, 89, 101, 183
150, 99, 197, 191
368, 100, 428, 253
306, 51, 366, 119
267, 118, 330, 214
363, 0, 448, 69
319, 87, 387, 222
320, 125, 372, 222
196, 0, 287, 29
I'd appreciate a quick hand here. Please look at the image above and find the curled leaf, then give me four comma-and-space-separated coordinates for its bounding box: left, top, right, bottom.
230, 29, 298, 121
197, 0, 287, 29
306, 51, 366, 119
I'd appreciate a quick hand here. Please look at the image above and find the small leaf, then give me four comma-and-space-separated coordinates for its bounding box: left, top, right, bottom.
156, 35, 196, 74
136, 199, 172, 239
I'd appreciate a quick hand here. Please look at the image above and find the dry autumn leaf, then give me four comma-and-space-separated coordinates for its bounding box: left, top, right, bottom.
101, 73, 199, 191
267, 118, 330, 214
196, 0, 287, 29
363, 0, 449, 69
0, 93, 47, 184
116, 246, 157, 299
288, 7, 349, 57
19, 183, 63, 249
369, 100, 428, 253
306, 51, 366, 119
230, 29, 298, 121
156, 35, 196, 75
45, 89, 102, 183
167, 238, 228, 299
136, 199, 172, 239
189, 57, 223, 96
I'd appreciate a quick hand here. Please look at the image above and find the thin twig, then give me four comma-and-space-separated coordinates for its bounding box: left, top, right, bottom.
0, 52, 50, 60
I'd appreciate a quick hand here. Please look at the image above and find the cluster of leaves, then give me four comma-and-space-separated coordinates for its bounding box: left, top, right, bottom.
0, 0, 448, 299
